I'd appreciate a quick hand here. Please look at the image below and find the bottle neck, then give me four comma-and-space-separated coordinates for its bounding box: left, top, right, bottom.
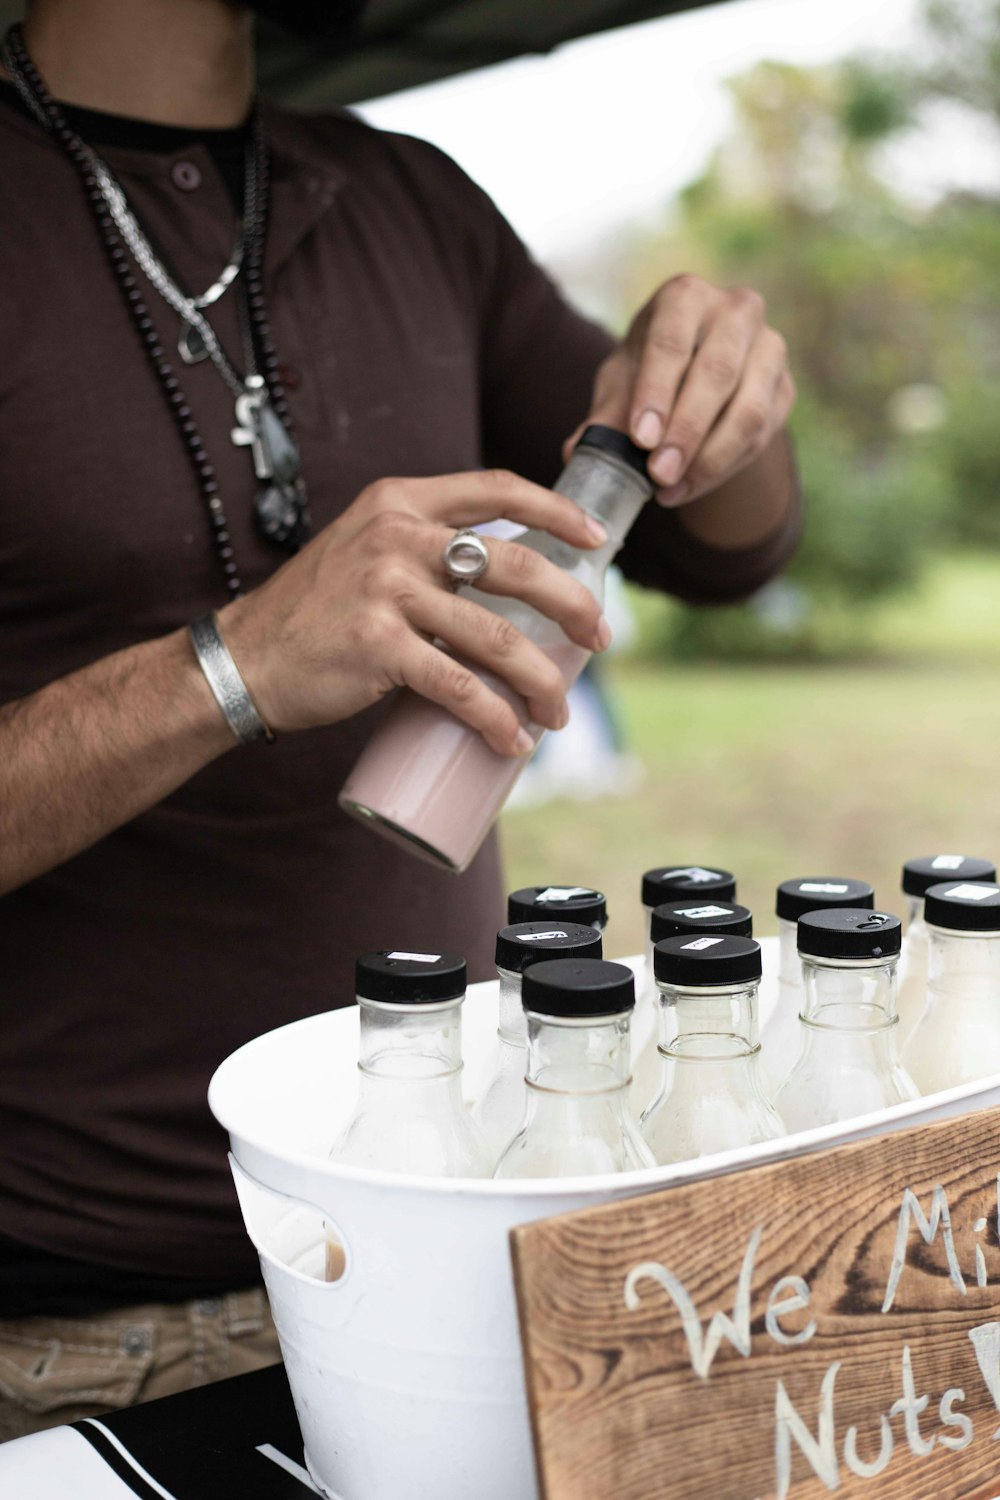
525, 1011, 632, 1095
657, 981, 761, 1060
555, 446, 652, 549
927, 927, 1000, 992
800, 957, 899, 1028
905, 895, 923, 929
778, 918, 801, 985
496, 968, 527, 1044
357, 996, 464, 1079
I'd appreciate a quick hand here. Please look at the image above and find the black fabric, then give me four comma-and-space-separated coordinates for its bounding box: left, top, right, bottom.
0, 1232, 256, 1317
74, 1364, 314, 1498
0, 79, 249, 207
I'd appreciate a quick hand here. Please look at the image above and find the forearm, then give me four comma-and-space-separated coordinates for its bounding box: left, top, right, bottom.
0, 628, 234, 897
617, 429, 801, 603
675, 428, 798, 551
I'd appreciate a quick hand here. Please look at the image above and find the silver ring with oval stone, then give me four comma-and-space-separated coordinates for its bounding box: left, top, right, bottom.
442, 528, 490, 589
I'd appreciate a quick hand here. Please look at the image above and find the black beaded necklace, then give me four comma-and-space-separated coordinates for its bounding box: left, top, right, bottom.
2, 22, 309, 598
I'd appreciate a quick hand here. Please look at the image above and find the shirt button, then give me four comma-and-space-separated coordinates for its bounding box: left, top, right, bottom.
171, 160, 202, 191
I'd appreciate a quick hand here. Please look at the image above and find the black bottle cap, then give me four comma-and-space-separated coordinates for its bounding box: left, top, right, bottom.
902, 856, 997, 898
653, 935, 762, 987
650, 900, 753, 945
577, 423, 651, 480
924, 881, 1000, 932
507, 885, 607, 930
495, 921, 603, 974
796, 910, 902, 960
641, 865, 737, 909
521, 958, 635, 1018
776, 877, 875, 923
355, 951, 467, 1005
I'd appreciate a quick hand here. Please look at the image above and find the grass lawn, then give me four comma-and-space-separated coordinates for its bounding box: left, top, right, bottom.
499, 553, 1000, 958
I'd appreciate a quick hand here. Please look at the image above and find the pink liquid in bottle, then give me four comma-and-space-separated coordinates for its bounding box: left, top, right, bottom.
339, 429, 652, 872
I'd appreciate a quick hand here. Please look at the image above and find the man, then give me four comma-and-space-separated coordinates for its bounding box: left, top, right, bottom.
0, 0, 799, 1437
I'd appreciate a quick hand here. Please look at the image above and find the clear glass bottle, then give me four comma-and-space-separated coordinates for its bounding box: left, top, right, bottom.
339, 427, 654, 873
329, 951, 490, 1177
896, 857, 996, 1049
507, 884, 607, 932
631, 897, 753, 1117
642, 935, 783, 1164
903, 881, 1000, 1092
777, 909, 917, 1130
634, 865, 737, 1113
761, 877, 874, 1090
473, 920, 603, 1162
493, 958, 654, 1178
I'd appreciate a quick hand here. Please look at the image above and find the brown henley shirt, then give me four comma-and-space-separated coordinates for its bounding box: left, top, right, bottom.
0, 93, 799, 1294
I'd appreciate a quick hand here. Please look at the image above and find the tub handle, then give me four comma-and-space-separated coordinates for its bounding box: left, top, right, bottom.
228, 1154, 350, 1286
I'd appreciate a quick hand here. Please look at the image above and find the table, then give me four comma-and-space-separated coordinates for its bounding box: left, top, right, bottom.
0, 1363, 320, 1498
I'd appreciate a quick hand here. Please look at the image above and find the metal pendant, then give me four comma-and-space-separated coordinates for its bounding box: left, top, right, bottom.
178, 321, 209, 364
255, 480, 310, 552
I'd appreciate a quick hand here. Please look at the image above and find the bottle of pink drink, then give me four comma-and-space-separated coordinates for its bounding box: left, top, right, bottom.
339, 427, 653, 871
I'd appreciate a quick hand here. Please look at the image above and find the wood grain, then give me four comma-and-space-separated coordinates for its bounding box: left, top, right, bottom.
511, 1105, 1000, 1499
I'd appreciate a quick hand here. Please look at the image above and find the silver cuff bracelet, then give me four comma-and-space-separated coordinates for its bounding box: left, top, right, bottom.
188, 612, 275, 745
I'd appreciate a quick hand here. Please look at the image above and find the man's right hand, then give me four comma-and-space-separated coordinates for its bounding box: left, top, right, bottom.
220, 470, 611, 757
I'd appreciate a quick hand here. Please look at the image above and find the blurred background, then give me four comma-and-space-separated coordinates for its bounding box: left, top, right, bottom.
357, 0, 1000, 950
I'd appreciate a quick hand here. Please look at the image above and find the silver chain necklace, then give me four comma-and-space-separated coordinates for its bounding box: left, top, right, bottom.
6, 52, 250, 388
3, 31, 308, 554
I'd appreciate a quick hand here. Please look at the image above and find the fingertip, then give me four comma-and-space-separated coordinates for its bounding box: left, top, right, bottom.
649, 445, 685, 487
633, 409, 664, 449
656, 481, 690, 508
513, 727, 535, 754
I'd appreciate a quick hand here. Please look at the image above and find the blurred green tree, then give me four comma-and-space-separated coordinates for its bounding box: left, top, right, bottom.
598, 28, 1000, 658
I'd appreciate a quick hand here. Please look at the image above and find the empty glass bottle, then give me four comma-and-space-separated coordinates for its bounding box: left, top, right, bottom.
329, 951, 490, 1177
642, 935, 783, 1163
493, 958, 653, 1178
896, 856, 996, 1049
778, 910, 917, 1130
903, 881, 1000, 1093
507, 884, 607, 931
473, 920, 603, 1162
635, 865, 737, 1111
761, 877, 875, 1089
631, 898, 753, 1116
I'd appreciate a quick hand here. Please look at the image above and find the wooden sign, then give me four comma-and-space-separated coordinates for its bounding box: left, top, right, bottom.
510, 1105, 1000, 1500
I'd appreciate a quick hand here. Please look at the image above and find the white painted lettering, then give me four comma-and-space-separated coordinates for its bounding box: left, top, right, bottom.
938, 1388, 974, 1451
774, 1362, 841, 1498
765, 1277, 816, 1347
843, 1415, 893, 1478
623, 1225, 761, 1380
889, 1344, 935, 1457
968, 1321, 1000, 1436
882, 1187, 967, 1313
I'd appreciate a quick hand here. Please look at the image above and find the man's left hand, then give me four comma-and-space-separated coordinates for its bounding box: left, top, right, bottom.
566, 274, 796, 507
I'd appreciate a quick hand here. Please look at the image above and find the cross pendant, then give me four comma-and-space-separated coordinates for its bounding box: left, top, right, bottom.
230, 376, 273, 481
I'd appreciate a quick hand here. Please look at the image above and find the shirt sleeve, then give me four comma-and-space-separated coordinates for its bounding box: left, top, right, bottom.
380, 130, 801, 603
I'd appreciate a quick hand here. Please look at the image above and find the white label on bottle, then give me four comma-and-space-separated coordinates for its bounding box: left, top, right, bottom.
386, 951, 443, 962
661, 867, 721, 883
932, 855, 967, 869
944, 884, 998, 902
536, 887, 596, 903
799, 882, 850, 894
681, 936, 726, 951
674, 905, 734, 920
516, 930, 569, 942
